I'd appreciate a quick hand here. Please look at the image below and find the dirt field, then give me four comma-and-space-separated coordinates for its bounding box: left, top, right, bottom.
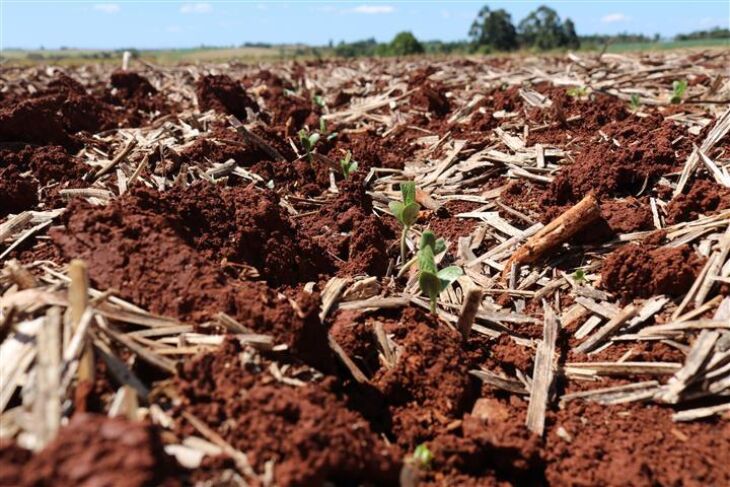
1, 50, 729, 486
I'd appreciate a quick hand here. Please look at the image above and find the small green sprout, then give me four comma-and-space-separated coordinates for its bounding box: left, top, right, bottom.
412, 443, 434, 469
319, 117, 327, 134
629, 94, 641, 112
566, 86, 588, 98
312, 94, 326, 108
670, 80, 688, 104
340, 151, 358, 179
572, 268, 586, 284
298, 129, 320, 162
389, 181, 421, 263
283, 88, 296, 97
417, 231, 463, 314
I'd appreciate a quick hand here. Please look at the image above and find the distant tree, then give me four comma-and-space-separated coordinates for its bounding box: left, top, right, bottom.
469, 6, 518, 51
562, 18, 580, 49
518, 5, 567, 50
675, 27, 730, 41
389, 31, 424, 56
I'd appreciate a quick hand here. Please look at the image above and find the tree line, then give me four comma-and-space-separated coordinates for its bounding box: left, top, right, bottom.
333, 3, 729, 58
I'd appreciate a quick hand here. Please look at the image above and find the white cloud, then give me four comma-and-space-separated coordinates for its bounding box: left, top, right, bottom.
180, 3, 212, 14
699, 16, 724, 27
93, 3, 120, 14
166, 25, 183, 33
601, 13, 630, 23
352, 5, 394, 15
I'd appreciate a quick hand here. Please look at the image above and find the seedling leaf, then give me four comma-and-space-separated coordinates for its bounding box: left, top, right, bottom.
437, 266, 463, 288
670, 79, 687, 104
389, 201, 405, 218
401, 181, 417, 206
412, 443, 434, 469
629, 94, 641, 111
340, 151, 358, 178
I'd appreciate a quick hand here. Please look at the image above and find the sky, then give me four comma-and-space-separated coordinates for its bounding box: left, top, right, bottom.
1, 1, 729, 50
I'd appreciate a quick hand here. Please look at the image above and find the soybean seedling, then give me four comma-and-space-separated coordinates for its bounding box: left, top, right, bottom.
417, 231, 463, 314
670, 80, 688, 104
572, 268, 586, 284
298, 128, 320, 163
412, 443, 434, 470
629, 94, 641, 112
566, 86, 588, 98
389, 181, 420, 263
340, 151, 358, 179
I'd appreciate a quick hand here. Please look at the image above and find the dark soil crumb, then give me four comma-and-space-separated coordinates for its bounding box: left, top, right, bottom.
330, 307, 475, 449
196, 74, 259, 119
421, 415, 543, 486
49, 185, 334, 369
601, 240, 705, 303
665, 178, 730, 224
2, 414, 181, 487
545, 402, 730, 486
172, 339, 400, 486
298, 175, 394, 276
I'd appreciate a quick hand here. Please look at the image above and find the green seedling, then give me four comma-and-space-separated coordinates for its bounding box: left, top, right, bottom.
629, 94, 641, 111
313, 94, 326, 108
389, 181, 421, 263
572, 268, 586, 284
566, 86, 588, 98
412, 443, 434, 469
670, 80, 687, 104
298, 129, 320, 162
417, 231, 463, 314
340, 151, 358, 179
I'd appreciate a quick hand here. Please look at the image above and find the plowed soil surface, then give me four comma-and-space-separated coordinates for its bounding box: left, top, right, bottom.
1, 51, 729, 486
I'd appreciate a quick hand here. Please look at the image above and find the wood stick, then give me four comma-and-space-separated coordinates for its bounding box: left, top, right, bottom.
456, 287, 483, 340
92, 138, 137, 181
34, 307, 62, 449
328, 334, 368, 384
68, 260, 95, 382
502, 193, 600, 278
575, 304, 638, 354
228, 115, 286, 162
526, 303, 559, 437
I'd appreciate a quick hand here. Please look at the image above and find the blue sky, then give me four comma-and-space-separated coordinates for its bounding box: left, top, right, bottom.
2, 1, 729, 49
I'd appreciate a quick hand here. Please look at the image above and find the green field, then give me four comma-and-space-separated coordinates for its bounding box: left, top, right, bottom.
1, 37, 727, 66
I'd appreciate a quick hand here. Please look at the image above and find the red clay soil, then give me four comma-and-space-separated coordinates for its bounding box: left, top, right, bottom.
105, 70, 171, 123
172, 339, 400, 486
601, 238, 705, 303
330, 307, 475, 449
547, 136, 677, 203
421, 415, 543, 486
0, 144, 87, 216
411, 81, 451, 117
195, 74, 259, 119
266, 91, 320, 134
331, 130, 411, 171
0, 414, 181, 487
0, 73, 124, 149
43, 73, 120, 133
545, 402, 730, 486
298, 175, 395, 276
0, 96, 80, 150
0, 440, 31, 486
426, 200, 482, 245
49, 185, 335, 369
665, 178, 730, 224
